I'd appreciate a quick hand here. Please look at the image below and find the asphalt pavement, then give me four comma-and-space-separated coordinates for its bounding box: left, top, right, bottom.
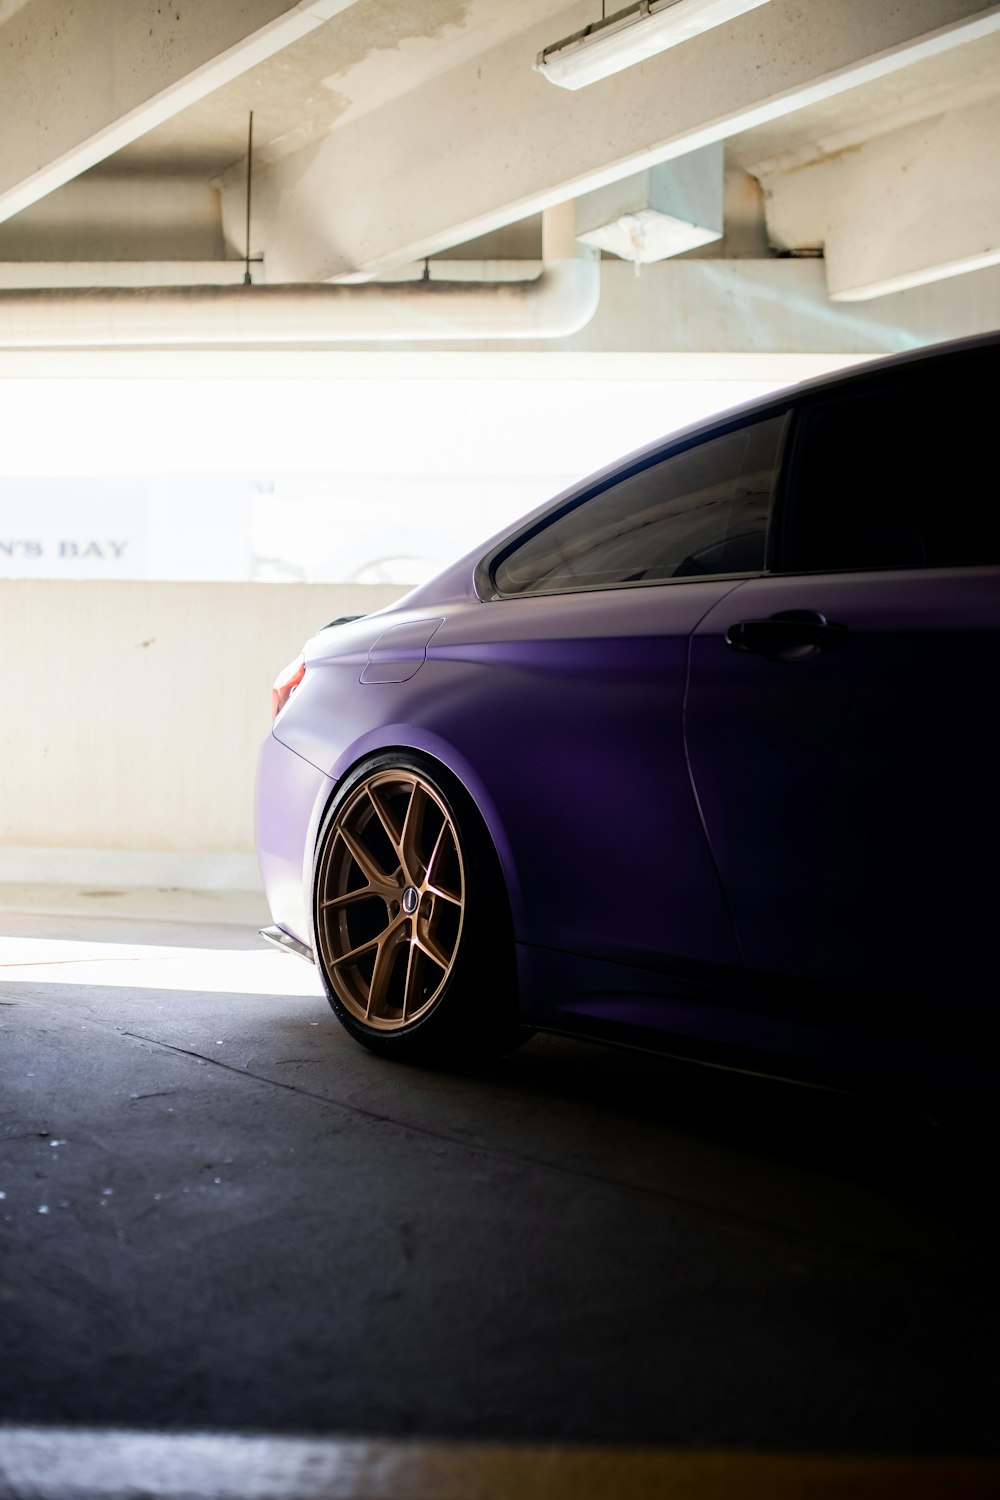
1, 883, 998, 1496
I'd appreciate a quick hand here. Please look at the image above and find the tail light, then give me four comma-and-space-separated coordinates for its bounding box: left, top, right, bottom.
271, 655, 305, 719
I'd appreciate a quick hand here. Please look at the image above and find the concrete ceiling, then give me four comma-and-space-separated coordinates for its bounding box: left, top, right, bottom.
1, 0, 999, 372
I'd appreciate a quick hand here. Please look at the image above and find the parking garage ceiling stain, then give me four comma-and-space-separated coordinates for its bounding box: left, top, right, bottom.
101, 0, 491, 176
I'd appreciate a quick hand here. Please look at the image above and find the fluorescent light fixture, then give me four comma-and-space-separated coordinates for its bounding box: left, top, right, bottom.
535, 0, 773, 90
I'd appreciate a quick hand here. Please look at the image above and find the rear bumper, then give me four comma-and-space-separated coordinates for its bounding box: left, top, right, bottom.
254, 731, 335, 953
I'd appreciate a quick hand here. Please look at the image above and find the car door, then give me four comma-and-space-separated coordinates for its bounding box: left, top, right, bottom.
438, 411, 789, 1029
684, 349, 1000, 1049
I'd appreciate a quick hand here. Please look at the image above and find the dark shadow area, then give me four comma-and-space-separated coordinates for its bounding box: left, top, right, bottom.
1, 978, 998, 1455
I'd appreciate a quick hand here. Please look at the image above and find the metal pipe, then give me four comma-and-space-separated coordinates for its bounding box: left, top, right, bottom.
0, 217, 599, 348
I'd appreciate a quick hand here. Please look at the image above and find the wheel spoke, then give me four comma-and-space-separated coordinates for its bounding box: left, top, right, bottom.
424, 822, 447, 882
399, 782, 429, 885
414, 925, 451, 972
338, 822, 392, 887
425, 820, 462, 904
367, 785, 404, 867
366, 936, 399, 1020
425, 881, 462, 907
320, 885, 383, 911
328, 932, 380, 971
400, 938, 421, 1022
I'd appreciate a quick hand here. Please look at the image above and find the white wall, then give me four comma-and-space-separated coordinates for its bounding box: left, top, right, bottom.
0, 580, 406, 888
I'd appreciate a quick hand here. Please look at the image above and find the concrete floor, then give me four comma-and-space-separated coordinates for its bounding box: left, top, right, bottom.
1, 884, 999, 1488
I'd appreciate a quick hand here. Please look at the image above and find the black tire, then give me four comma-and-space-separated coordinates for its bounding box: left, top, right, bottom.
312, 751, 523, 1061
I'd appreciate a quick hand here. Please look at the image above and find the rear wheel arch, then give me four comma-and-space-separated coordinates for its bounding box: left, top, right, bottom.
319, 735, 526, 936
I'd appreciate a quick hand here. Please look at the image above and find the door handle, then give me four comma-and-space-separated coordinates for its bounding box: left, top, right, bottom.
724, 610, 849, 663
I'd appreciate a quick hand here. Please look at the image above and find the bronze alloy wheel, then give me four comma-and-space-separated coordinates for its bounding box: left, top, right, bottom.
315, 767, 466, 1032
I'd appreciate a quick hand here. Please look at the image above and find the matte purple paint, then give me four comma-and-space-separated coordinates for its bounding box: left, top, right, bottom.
254, 332, 1000, 1097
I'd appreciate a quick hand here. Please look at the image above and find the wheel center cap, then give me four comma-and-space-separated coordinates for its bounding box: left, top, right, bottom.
401, 886, 420, 915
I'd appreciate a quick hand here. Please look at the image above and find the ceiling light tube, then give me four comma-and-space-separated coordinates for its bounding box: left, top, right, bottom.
536, 0, 773, 90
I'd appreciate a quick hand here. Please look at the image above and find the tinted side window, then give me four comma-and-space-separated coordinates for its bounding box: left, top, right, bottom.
781, 354, 999, 572
493, 415, 786, 596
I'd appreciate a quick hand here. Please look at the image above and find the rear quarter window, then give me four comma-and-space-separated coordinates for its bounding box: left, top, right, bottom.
493, 414, 787, 597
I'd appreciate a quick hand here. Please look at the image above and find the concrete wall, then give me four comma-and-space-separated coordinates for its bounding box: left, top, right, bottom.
0, 580, 407, 889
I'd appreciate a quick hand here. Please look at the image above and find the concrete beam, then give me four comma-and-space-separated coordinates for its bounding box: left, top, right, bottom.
0, 0, 360, 226
231, 0, 1000, 280
550, 258, 1000, 360
0, 175, 226, 262
760, 94, 1000, 300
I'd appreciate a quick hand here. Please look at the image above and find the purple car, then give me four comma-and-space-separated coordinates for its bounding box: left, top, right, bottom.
256, 331, 999, 1104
